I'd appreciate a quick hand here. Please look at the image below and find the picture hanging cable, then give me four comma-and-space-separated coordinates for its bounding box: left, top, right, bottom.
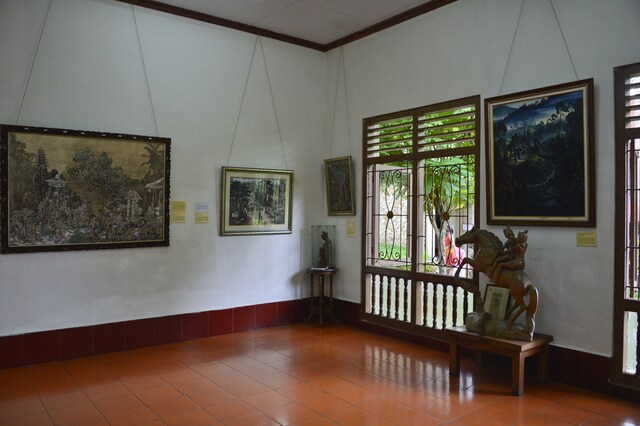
328, 49, 341, 158
133, 6, 159, 137
498, 0, 525, 95
259, 37, 288, 170
342, 48, 353, 158
328, 48, 352, 158
16, 0, 53, 125
549, 0, 579, 81
226, 36, 259, 167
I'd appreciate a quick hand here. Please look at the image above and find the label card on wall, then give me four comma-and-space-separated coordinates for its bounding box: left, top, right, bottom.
576, 231, 597, 247
346, 219, 356, 237
171, 200, 186, 223
195, 202, 209, 224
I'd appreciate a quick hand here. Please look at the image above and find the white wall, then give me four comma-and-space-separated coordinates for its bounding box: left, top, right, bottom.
326, 0, 640, 357
1, 0, 639, 359
0, 0, 326, 334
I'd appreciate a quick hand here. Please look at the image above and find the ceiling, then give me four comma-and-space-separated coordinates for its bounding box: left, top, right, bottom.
119, 0, 457, 51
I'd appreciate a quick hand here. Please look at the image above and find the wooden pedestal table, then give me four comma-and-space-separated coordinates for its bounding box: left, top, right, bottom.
447, 326, 553, 396
305, 267, 338, 325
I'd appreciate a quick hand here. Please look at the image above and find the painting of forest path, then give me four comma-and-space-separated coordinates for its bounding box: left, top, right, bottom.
1, 125, 171, 253
221, 167, 293, 235
228, 177, 287, 226
485, 79, 594, 226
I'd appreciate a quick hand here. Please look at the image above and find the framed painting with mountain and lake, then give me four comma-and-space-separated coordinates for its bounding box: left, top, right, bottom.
485, 79, 595, 227
0, 125, 170, 253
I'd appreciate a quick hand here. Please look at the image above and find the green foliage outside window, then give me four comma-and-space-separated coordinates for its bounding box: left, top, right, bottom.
375, 107, 476, 268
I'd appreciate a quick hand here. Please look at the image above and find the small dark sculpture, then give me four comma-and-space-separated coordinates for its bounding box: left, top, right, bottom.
318, 231, 333, 268
453, 226, 538, 341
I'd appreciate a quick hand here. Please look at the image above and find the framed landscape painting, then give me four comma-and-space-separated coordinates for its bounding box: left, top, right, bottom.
0, 125, 171, 253
485, 79, 595, 227
221, 167, 293, 235
324, 156, 355, 216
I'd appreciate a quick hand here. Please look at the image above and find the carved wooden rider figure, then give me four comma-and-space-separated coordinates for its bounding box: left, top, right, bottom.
490, 227, 528, 281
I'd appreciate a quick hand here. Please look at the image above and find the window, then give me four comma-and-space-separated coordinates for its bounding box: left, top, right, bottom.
613, 62, 640, 389
361, 96, 480, 337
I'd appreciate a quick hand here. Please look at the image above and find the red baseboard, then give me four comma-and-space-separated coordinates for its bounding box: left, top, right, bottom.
0, 300, 304, 369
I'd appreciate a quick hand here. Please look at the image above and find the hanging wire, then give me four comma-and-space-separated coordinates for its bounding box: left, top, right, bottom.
259, 37, 288, 170
16, 0, 53, 125
328, 49, 342, 158
498, 0, 525, 95
499, 0, 579, 93
226, 36, 259, 166
342, 48, 353, 158
328, 48, 353, 158
549, 0, 579, 81
132, 5, 159, 137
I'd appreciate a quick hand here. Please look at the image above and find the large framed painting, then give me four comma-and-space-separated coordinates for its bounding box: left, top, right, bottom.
324, 156, 355, 216
0, 125, 170, 254
221, 167, 293, 235
485, 79, 595, 227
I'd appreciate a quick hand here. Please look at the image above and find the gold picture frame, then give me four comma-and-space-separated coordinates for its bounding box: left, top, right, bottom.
324, 156, 355, 216
220, 167, 293, 235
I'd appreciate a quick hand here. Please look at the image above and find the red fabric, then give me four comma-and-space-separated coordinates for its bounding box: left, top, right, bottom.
445, 246, 465, 266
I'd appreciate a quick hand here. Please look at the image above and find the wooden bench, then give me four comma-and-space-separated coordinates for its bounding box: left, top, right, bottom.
447, 326, 553, 396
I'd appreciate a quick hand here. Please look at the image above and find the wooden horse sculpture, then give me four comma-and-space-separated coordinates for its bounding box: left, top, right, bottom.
453, 226, 538, 341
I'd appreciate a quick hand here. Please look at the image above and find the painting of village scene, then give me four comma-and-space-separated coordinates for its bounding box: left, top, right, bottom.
1, 125, 170, 253
485, 79, 594, 226
221, 167, 293, 235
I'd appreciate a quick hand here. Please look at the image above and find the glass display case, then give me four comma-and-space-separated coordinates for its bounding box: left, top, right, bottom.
311, 225, 335, 269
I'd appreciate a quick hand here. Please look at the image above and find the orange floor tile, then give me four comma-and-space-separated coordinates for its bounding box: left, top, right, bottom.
0, 324, 638, 425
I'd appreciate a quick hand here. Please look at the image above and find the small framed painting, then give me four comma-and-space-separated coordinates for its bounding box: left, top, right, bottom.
324, 156, 355, 216
484, 284, 511, 321
220, 167, 293, 235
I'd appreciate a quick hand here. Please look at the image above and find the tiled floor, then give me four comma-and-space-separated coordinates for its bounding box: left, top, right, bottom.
0, 324, 638, 425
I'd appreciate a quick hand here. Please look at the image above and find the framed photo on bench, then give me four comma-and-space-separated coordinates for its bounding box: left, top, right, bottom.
484, 284, 510, 321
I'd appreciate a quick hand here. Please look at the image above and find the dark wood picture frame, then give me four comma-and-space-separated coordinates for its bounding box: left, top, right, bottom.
0, 125, 170, 254
324, 156, 355, 216
485, 79, 595, 227
220, 166, 294, 236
